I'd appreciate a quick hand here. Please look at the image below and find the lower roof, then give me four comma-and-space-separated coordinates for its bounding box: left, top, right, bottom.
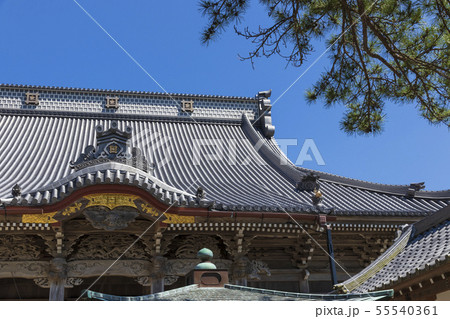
336, 206, 450, 293
85, 284, 393, 301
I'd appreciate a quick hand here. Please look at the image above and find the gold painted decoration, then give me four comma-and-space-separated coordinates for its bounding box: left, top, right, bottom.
61, 202, 84, 217
22, 212, 58, 224
84, 193, 140, 210
22, 193, 165, 224
162, 213, 195, 224
140, 203, 159, 217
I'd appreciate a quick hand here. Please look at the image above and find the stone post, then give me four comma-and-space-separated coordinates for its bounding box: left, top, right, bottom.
48, 258, 67, 301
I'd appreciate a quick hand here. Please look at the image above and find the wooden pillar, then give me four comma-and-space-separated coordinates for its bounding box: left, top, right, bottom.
228, 228, 251, 286
233, 274, 247, 286
299, 269, 310, 293
49, 279, 65, 301
48, 258, 67, 301
150, 277, 164, 294
231, 255, 249, 286
326, 225, 338, 287
151, 255, 166, 294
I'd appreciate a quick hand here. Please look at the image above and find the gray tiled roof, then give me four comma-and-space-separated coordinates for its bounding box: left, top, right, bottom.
0, 85, 449, 215
336, 207, 450, 293
85, 284, 393, 301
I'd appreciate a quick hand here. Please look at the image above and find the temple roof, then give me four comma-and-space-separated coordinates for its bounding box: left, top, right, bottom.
0, 84, 449, 216
85, 284, 393, 301
336, 206, 450, 293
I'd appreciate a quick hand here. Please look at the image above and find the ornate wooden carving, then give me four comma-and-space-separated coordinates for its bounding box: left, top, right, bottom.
85, 194, 141, 210
67, 234, 150, 261
0, 235, 43, 261
67, 260, 152, 277
33, 277, 83, 288
159, 233, 176, 256
37, 234, 57, 257
50, 194, 163, 225
66, 277, 84, 287
286, 236, 315, 268
246, 260, 271, 280
174, 235, 221, 259
33, 277, 49, 288
220, 229, 255, 258
135, 276, 152, 286
63, 234, 83, 257
0, 261, 48, 278
164, 275, 179, 286
83, 206, 139, 231
219, 230, 259, 283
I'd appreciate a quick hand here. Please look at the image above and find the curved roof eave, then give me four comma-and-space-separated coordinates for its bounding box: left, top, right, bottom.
242, 114, 450, 199
0, 162, 322, 214
2, 162, 202, 208
297, 167, 450, 199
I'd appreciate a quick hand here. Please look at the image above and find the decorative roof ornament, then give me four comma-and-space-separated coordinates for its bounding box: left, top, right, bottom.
196, 186, 206, 201
195, 248, 217, 270
181, 100, 194, 113
25, 92, 39, 105
257, 90, 275, 138
70, 121, 151, 172
83, 206, 139, 231
297, 173, 320, 191
11, 184, 21, 197
406, 182, 425, 198
312, 188, 324, 208
105, 96, 119, 109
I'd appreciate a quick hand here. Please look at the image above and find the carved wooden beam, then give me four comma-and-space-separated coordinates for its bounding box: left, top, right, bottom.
67, 260, 152, 277
0, 261, 49, 279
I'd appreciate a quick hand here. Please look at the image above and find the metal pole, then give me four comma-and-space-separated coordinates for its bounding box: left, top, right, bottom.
326, 225, 338, 287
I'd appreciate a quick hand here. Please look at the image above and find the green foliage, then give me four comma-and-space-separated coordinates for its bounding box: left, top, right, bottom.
200, 0, 450, 134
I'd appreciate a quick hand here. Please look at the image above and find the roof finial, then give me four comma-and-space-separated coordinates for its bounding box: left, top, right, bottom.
195, 248, 217, 270
406, 182, 425, 198
257, 90, 275, 138
312, 188, 324, 208
196, 186, 206, 201
11, 184, 21, 197
257, 89, 272, 99
297, 173, 320, 191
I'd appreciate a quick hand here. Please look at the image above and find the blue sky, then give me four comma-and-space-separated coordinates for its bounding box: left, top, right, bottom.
0, 0, 448, 190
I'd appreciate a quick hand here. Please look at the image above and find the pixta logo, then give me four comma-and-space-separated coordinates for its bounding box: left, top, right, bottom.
276, 138, 325, 166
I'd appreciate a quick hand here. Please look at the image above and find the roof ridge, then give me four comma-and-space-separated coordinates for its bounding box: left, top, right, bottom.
297, 167, 450, 198
413, 206, 450, 235
298, 167, 408, 188
0, 83, 256, 101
